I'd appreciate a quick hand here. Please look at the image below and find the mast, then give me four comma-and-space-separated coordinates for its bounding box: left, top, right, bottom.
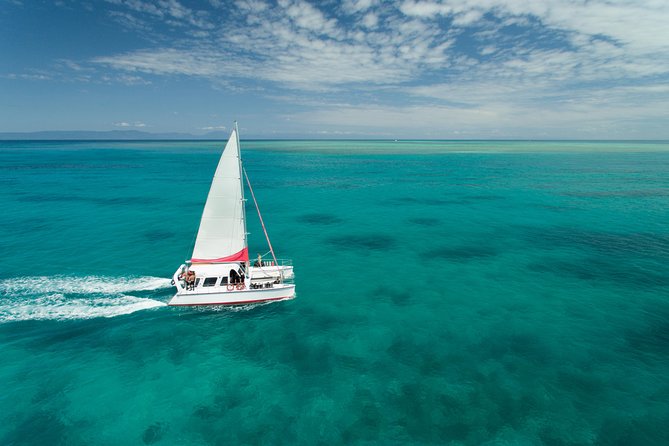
236, 121, 250, 276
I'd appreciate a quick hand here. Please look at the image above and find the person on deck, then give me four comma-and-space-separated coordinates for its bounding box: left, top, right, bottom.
185, 270, 196, 290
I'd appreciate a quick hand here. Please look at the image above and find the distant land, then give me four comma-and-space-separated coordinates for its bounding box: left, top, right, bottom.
2, 131, 668, 142
0, 130, 230, 140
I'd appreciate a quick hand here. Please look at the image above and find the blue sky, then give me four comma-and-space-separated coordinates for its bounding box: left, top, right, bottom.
2, 0, 668, 138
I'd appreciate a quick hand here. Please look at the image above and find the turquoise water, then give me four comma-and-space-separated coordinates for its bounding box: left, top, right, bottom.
1, 140, 668, 445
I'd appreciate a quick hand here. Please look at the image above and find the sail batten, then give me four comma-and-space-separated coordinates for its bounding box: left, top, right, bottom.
190, 128, 248, 263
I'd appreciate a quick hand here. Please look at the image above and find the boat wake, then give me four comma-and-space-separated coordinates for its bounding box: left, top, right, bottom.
0, 275, 170, 323
188, 295, 295, 313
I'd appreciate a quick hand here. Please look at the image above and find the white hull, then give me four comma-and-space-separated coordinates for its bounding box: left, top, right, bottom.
169, 263, 295, 306
168, 284, 295, 306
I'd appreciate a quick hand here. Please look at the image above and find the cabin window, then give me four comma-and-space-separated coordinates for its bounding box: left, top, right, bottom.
220, 276, 228, 285
203, 277, 218, 287
194, 278, 201, 287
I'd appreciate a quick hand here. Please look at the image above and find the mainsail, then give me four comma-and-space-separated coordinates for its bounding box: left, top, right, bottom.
190, 127, 248, 263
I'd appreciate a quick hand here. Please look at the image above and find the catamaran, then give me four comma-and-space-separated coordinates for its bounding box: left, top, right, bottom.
169, 123, 295, 306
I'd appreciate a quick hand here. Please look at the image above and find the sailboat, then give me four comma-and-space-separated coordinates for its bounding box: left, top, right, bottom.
169, 123, 295, 306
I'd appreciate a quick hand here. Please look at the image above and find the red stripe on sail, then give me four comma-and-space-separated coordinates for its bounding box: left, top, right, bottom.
191, 247, 248, 263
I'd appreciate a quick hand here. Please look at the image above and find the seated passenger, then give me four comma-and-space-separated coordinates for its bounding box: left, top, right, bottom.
185, 270, 196, 290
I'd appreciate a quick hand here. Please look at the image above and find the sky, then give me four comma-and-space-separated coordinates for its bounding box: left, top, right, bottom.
1, 0, 668, 139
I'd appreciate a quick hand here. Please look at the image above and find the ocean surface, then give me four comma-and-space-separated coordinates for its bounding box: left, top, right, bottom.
1, 139, 668, 445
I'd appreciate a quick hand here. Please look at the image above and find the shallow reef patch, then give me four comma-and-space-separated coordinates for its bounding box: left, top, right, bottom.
423, 245, 497, 261
297, 213, 343, 225
327, 234, 396, 251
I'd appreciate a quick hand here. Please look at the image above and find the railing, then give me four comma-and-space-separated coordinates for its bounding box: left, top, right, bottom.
253, 258, 293, 267
251, 258, 294, 286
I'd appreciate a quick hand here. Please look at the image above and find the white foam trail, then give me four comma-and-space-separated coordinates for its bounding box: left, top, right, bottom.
0, 275, 172, 296
192, 297, 291, 313
0, 293, 166, 322
0, 275, 169, 323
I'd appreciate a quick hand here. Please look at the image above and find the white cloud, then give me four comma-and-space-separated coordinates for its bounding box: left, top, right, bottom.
116, 74, 151, 85
399, 1, 452, 18
105, 0, 214, 29
96, 49, 221, 76
95, 0, 669, 92
342, 0, 378, 14
77, 1, 669, 137
285, 94, 669, 139
95, 2, 456, 90
200, 125, 227, 130
113, 121, 147, 127
4, 72, 51, 81
397, 0, 669, 54
362, 12, 378, 28
281, 0, 340, 37
98, 0, 461, 86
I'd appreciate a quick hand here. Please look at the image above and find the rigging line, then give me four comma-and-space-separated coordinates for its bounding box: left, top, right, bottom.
243, 167, 281, 275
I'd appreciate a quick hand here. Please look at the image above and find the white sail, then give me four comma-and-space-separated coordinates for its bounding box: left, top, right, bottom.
190, 128, 248, 263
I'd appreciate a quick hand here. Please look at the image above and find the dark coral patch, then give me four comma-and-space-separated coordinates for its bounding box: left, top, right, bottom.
297, 213, 343, 225
424, 245, 497, 261
327, 234, 395, 250
142, 422, 166, 444
2, 410, 68, 445
143, 230, 176, 242
387, 197, 454, 206
623, 305, 669, 357
564, 189, 669, 198
467, 194, 504, 201
520, 225, 669, 259
528, 256, 669, 288
18, 194, 74, 203
370, 286, 412, 305
408, 217, 440, 227
18, 194, 160, 206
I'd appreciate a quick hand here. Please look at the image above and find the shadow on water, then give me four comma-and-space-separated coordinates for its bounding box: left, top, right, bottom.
369, 285, 413, 306
467, 194, 505, 201
190, 393, 296, 445
224, 327, 337, 375
2, 410, 71, 446
423, 245, 498, 261
477, 331, 554, 366
527, 256, 669, 288
386, 194, 505, 207
385, 197, 458, 206
596, 416, 669, 445
143, 230, 177, 242
18, 194, 163, 207
519, 225, 669, 259
0, 217, 55, 235
408, 217, 440, 227
622, 304, 669, 359
296, 213, 344, 225
563, 189, 669, 198
326, 234, 396, 251
142, 422, 167, 445
0, 318, 110, 350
